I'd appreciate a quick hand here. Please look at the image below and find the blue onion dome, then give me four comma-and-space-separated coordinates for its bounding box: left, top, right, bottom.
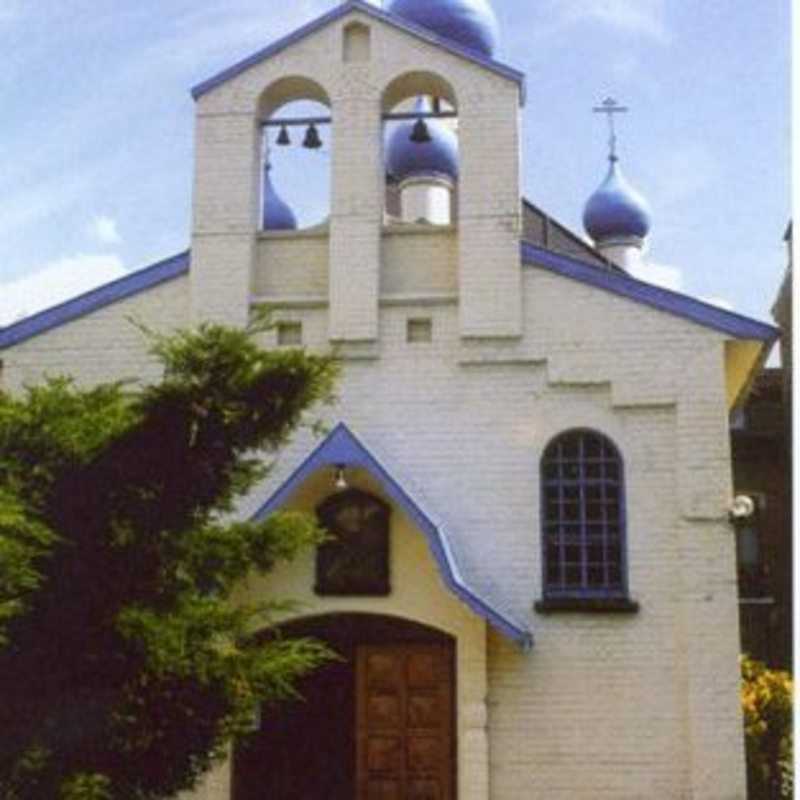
385, 97, 459, 183
262, 164, 297, 231
583, 156, 652, 243
386, 0, 499, 58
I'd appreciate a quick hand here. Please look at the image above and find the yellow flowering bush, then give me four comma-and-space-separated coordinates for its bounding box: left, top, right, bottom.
741, 655, 793, 799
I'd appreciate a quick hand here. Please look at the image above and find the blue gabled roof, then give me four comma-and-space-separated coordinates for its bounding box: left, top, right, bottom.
191, 0, 526, 102
0, 251, 190, 350
253, 422, 534, 649
2, 242, 776, 351
521, 241, 779, 343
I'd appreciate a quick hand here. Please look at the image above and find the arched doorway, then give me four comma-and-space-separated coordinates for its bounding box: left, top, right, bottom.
233, 614, 456, 800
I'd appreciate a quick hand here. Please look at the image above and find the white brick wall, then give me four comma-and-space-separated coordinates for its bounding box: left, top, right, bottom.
254, 229, 330, 298
253, 224, 458, 302
245, 267, 746, 800
0, 277, 190, 393
0, 263, 748, 800
381, 225, 458, 296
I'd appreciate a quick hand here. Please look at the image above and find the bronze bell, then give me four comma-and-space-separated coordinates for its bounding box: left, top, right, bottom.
409, 118, 432, 144
302, 124, 323, 149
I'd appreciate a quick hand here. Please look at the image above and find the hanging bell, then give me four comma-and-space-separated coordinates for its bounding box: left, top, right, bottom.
302, 123, 323, 149
410, 117, 432, 144
276, 125, 291, 146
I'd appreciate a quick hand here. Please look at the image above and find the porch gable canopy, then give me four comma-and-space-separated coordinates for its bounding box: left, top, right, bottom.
253, 423, 533, 650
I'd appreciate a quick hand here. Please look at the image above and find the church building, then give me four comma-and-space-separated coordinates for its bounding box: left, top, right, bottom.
0, 1, 779, 798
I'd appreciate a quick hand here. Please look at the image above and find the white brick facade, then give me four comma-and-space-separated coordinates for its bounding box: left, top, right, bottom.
0, 5, 770, 799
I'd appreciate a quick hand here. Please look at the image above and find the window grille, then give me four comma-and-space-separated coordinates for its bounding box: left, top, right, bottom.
541, 430, 628, 598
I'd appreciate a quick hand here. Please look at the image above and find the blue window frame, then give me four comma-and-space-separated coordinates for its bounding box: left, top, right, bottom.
540, 429, 629, 601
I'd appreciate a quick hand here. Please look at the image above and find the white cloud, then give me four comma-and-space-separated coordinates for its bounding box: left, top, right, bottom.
647, 143, 720, 207
541, 0, 670, 43
0, 159, 110, 241
629, 259, 683, 291
129, 0, 381, 84
143, 1, 333, 76
88, 215, 122, 246
0, 254, 127, 326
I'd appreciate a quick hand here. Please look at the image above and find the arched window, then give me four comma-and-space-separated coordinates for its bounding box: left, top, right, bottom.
315, 489, 390, 596
540, 430, 631, 603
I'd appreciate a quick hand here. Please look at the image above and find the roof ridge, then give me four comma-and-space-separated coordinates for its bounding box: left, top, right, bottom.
0, 250, 190, 350
521, 241, 778, 342
191, 0, 526, 102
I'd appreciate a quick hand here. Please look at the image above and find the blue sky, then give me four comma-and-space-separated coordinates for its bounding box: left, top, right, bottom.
0, 0, 790, 329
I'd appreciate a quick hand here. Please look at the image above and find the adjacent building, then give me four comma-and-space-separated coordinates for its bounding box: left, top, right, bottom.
732, 367, 791, 669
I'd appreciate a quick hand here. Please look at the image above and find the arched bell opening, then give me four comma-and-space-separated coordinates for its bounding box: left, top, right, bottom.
233, 613, 457, 800
258, 76, 332, 232
382, 71, 460, 227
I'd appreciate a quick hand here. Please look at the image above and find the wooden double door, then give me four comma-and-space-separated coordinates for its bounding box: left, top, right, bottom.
357, 645, 454, 800
234, 630, 455, 800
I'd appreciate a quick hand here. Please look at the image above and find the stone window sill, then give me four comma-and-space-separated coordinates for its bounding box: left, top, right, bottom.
534, 597, 640, 614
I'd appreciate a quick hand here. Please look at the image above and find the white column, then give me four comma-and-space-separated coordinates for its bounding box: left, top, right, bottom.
596, 236, 645, 272
399, 176, 453, 225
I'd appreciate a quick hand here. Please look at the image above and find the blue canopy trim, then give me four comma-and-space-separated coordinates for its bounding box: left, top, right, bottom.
0, 251, 190, 350
191, 0, 526, 102
253, 422, 534, 649
521, 241, 779, 343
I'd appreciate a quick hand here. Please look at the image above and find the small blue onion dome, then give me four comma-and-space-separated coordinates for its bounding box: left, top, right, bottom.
386, 0, 499, 57
386, 97, 459, 183
583, 157, 652, 243
262, 164, 297, 231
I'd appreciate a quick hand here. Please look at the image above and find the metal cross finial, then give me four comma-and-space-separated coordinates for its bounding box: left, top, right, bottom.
592, 97, 628, 162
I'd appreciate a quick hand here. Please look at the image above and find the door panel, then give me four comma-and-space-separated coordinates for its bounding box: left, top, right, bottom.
357, 645, 454, 800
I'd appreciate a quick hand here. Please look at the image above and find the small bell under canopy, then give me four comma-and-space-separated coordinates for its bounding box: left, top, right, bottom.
385, 97, 459, 184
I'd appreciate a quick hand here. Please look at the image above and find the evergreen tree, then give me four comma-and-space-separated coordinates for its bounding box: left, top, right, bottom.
0, 321, 338, 799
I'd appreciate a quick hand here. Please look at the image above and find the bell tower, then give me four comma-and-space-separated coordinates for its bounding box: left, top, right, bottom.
188, 0, 524, 340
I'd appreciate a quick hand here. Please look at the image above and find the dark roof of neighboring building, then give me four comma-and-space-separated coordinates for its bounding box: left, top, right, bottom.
191, 0, 526, 102
521, 198, 614, 269
755, 367, 785, 391
773, 222, 792, 327
731, 368, 786, 440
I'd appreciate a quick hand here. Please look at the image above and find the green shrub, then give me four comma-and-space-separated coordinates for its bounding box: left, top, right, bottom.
0, 321, 338, 798
741, 655, 793, 799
